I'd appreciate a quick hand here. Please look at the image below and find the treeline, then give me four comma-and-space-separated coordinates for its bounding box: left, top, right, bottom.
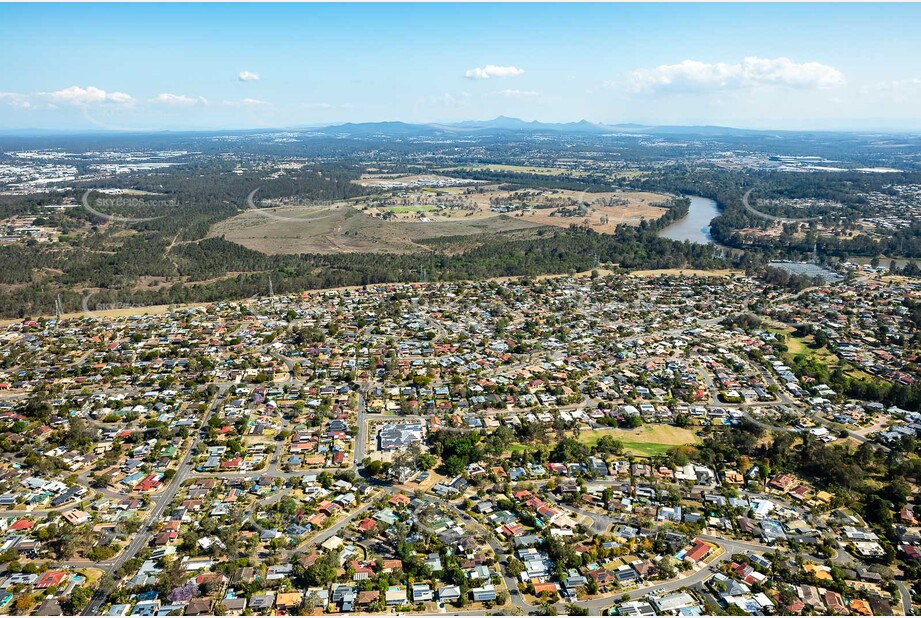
0, 223, 743, 318
761, 265, 826, 292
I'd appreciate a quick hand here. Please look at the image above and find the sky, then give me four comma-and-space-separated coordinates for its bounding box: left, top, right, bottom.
1, 3, 920, 132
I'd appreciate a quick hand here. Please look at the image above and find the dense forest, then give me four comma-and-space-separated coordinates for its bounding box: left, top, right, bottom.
0, 221, 747, 318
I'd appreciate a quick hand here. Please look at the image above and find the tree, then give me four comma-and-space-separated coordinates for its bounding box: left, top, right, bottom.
443, 455, 466, 476
14, 593, 35, 614
550, 438, 588, 463
155, 558, 188, 596
666, 446, 691, 468
622, 414, 643, 429
595, 435, 624, 455
864, 494, 894, 528
65, 586, 92, 613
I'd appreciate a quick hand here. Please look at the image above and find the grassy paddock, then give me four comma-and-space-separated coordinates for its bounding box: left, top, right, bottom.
578, 425, 700, 457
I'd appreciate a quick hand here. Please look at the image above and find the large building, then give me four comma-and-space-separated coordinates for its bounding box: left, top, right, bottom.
378, 422, 424, 451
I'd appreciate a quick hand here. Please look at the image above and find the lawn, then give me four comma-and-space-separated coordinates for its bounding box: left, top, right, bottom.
577, 425, 700, 457
768, 324, 838, 366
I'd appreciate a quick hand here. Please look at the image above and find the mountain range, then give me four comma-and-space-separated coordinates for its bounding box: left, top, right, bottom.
310, 116, 774, 137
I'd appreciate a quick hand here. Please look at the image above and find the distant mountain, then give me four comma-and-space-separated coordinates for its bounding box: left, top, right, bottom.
311, 116, 611, 137
312, 121, 443, 137
2, 118, 869, 141
443, 116, 608, 133
310, 116, 781, 138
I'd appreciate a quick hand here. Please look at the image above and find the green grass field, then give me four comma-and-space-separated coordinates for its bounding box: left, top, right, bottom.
768, 324, 838, 366
578, 425, 700, 458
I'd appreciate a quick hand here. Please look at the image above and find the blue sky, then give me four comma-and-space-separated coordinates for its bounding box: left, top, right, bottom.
1, 3, 920, 131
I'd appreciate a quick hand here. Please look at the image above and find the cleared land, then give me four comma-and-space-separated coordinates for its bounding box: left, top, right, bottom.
215, 174, 668, 254
578, 425, 700, 457
210, 202, 542, 254
212, 172, 673, 254
516, 190, 669, 231
355, 181, 671, 229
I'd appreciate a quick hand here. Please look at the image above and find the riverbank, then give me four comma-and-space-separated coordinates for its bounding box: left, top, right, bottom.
657, 195, 720, 244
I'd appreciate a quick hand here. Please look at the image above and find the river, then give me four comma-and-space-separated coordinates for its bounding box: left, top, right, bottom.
657, 195, 720, 244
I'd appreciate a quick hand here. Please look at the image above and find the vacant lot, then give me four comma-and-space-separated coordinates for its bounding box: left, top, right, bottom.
767, 323, 839, 366
210, 202, 543, 254
519, 190, 670, 231
357, 185, 671, 230
578, 425, 700, 457
212, 181, 672, 255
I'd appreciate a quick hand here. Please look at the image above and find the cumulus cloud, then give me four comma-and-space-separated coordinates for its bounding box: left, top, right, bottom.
464, 65, 524, 80
42, 85, 134, 106
630, 57, 845, 94
496, 89, 540, 99
238, 71, 260, 82
151, 93, 207, 106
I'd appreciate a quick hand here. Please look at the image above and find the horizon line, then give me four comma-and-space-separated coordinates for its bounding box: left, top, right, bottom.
2, 116, 921, 137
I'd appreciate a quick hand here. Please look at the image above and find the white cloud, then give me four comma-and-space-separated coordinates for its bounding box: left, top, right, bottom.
0, 92, 31, 109
496, 89, 540, 99
630, 57, 845, 94
302, 102, 353, 110
238, 71, 260, 82
223, 98, 267, 106
42, 85, 134, 106
464, 65, 524, 80
151, 93, 207, 106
